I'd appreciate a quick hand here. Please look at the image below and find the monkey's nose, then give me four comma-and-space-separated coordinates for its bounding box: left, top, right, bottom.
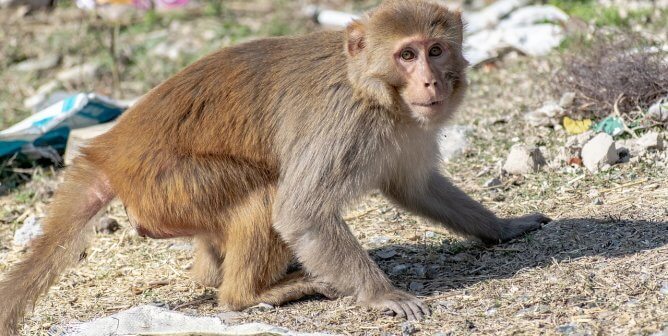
424, 81, 438, 88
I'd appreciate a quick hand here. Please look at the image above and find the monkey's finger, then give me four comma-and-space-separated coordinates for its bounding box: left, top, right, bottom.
406, 300, 427, 320
385, 301, 407, 319
417, 300, 431, 316
400, 302, 418, 321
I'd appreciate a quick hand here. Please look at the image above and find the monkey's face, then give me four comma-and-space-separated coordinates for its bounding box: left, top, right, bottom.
392, 36, 465, 125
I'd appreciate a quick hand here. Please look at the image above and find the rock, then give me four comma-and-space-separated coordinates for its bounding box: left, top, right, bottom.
409, 281, 424, 291
592, 198, 603, 205
13, 216, 43, 248
424, 231, 436, 239
439, 125, 472, 162
56, 62, 100, 84
12, 54, 60, 72
581, 133, 618, 172
413, 264, 427, 278
637, 132, 664, 151
503, 144, 546, 175
401, 321, 417, 336
95, 217, 120, 234
647, 96, 668, 122
524, 101, 563, 127
565, 130, 594, 148
370, 235, 390, 245
390, 264, 408, 275
391, 264, 409, 275
556, 323, 577, 335
375, 248, 397, 259
559, 92, 576, 108
660, 282, 668, 295
483, 177, 502, 188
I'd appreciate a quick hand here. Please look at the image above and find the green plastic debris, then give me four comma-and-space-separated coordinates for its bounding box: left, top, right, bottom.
594, 116, 624, 137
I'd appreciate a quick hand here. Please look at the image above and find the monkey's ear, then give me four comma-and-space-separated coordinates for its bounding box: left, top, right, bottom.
345, 20, 366, 57
453, 10, 465, 45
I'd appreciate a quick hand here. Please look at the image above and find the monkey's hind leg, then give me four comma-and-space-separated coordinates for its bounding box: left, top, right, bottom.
216, 188, 336, 310
191, 235, 225, 288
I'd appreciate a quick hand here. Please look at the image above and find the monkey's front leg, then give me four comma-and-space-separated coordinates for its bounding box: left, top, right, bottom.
273, 201, 430, 320
384, 171, 550, 244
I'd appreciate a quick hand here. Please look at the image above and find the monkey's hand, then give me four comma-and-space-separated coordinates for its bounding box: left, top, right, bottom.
361, 289, 430, 320
494, 213, 551, 244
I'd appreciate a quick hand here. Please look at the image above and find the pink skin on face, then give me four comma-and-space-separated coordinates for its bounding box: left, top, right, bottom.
394, 37, 452, 120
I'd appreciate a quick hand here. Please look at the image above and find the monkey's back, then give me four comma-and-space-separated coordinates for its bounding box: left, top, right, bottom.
82, 30, 353, 231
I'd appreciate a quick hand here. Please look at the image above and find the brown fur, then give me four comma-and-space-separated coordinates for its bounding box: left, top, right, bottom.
0, 1, 550, 334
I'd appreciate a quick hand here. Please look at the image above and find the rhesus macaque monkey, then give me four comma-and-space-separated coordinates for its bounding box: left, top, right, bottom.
0, 0, 551, 334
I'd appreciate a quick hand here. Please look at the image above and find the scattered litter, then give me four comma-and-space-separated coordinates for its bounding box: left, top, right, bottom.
51, 305, 328, 336
524, 102, 563, 127
0, 93, 127, 160
594, 116, 625, 137
310, 0, 567, 66
12, 216, 42, 248
439, 125, 472, 162
647, 96, 668, 122
95, 217, 120, 234
581, 133, 619, 173
502, 144, 546, 175
563, 117, 592, 135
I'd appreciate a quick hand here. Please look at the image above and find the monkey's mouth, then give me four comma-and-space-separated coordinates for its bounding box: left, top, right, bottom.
412, 100, 444, 107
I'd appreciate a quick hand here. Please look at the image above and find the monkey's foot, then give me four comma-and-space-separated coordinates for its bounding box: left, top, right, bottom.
361, 290, 430, 320
497, 213, 551, 243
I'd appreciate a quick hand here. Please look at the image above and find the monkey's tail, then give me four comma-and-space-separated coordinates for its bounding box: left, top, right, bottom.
0, 158, 115, 336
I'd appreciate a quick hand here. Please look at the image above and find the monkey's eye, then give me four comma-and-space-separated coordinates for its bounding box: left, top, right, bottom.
400, 49, 416, 61
429, 45, 443, 57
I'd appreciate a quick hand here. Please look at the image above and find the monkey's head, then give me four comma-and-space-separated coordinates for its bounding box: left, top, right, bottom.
345, 0, 469, 128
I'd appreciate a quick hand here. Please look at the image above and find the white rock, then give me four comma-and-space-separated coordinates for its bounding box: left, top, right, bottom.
559, 92, 576, 108
439, 125, 472, 162
647, 96, 668, 122
56, 62, 99, 83
637, 132, 664, 151
12, 54, 60, 72
503, 144, 546, 175
524, 101, 564, 127
12, 216, 42, 248
581, 133, 619, 172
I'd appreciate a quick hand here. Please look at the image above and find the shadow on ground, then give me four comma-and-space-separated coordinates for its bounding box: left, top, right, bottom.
370, 218, 668, 295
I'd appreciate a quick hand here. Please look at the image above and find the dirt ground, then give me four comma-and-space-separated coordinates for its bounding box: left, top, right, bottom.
0, 1, 666, 335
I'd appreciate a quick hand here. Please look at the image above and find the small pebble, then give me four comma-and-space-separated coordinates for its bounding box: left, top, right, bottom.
409, 281, 424, 291
592, 198, 603, 205
95, 217, 120, 234
401, 321, 417, 335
